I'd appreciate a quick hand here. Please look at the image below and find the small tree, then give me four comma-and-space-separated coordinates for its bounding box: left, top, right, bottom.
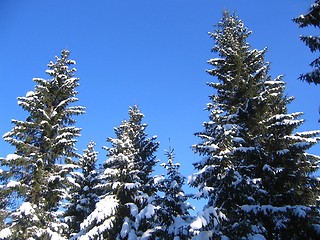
0, 50, 85, 239
65, 140, 99, 237
154, 146, 192, 239
293, 0, 320, 84
76, 105, 159, 240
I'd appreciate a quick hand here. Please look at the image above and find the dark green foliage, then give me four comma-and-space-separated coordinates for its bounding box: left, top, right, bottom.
293, 0, 320, 84
0, 50, 84, 238
65, 140, 99, 237
154, 147, 192, 239
191, 11, 320, 239
77, 105, 159, 240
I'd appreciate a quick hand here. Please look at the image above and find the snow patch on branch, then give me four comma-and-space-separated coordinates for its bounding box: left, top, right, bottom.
6, 154, 20, 161
0, 228, 12, 239
80, 195, 119, 230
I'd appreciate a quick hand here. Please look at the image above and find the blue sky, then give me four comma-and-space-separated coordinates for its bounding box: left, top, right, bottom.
0, 0, 318, 206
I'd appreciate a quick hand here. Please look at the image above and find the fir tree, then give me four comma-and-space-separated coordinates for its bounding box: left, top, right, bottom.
0, 169, 8, 231
293, 0, 320, 84
0, 50, 85, 239
76, 105, 159, 240
190, 11, 320, 239
154, 146, 192, 239
65, 140, 99, 237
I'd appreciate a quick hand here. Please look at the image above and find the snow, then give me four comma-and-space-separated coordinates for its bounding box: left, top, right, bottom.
252, 178, 261, 184
241, 205, 310, 217
6, 153, 20, 161
56, 99, 69, 109
19, 202, 35, 216
79, 217, 116, 240
153, 175, 165, 184
125, 182, 140, 190
232, 137, 244, 143
6, 180, 20, 188
48, 175, 62, 183
141, 229, 154, 240
0, 228, 12, 239
46, 69, 55, 75
170, 180, 178, 189
38, 109, 50, 120
262, 164, 272, 172
190, 206, 226, 231
202, 186, 214, 197
168, 216, 186, 235
191, 215, 207, 230
265, 80, 284, 85
296, 130, 320, 136
40, 120, 48, 125
314, 224, 320, 234
138, 204, 158, 220
128, 229, 138, 240
233, 146, 255, 152
242, 205, 286, 214
191, 231, 212, 240
51, 110, 57, 118
292, 206, 308, 218
208, 57, 224, 62
277, 149, 289, 155
44, 226, 68, 240
80, 195, 118, 229
248, 234, 266, 240
232, 171, 242, 186
126, 203, 138, 217
292, 141, 313, 148
120, 217, 131, 238
208, 143, 219, 152
26, 91, 34, 97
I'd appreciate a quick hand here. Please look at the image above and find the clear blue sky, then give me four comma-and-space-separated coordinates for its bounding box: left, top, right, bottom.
0, 0, 318, 205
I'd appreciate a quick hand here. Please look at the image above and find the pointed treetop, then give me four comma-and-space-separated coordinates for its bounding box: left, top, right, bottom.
46, 49, 76, 79
128, 104, 144, 124
164, 139, 175, 165
212, 10, 251, 56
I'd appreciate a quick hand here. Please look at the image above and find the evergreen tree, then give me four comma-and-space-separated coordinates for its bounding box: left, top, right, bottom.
65, 140, 99, 237
0, 169, 8, 231
154, 146, 192, 239
293, 0, 320, 84
190, 11, 320, 239
76, 105, 159, 240
0, 50, 85, 239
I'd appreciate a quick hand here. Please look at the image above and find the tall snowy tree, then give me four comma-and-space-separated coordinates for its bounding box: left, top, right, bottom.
0, 50, 85, 239
190, 11, 320, 239
76, 105, 159, 240
293, 0, 320, 84
65, 140, 99, 237
153, 146, 193, 239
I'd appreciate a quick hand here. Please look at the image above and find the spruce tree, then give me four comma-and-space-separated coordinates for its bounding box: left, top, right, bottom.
154, 147, 192, 239
0, 169, 8, 231
0, 50, 85, 239
293, 0, 320, 84
76, 105, 159, 240
190, 11, 320, 239
65, 140, 99, 237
